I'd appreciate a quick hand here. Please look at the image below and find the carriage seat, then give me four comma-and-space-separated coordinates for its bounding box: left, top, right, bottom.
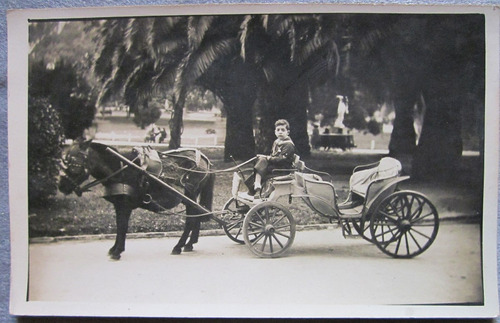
349, 157, 402, 198
295, 172, 337, 217
270, 154, 306, 179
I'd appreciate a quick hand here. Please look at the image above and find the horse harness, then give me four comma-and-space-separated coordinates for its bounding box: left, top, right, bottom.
62, 144, 134, 197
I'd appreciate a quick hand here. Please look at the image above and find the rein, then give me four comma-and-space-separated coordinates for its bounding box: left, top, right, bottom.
76, 162, 131, 194
172, 156, 258, 174
63, 144, 140, 195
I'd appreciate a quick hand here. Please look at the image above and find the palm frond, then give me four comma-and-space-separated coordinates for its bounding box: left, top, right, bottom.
182, 37, 237, 86
261, 15, 269, 31
188, 16, 214, 50
294, 28, 325, 66
239, 15, 253, 60
93, 19, 129, 80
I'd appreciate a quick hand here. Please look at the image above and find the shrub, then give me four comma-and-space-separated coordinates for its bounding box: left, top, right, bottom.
28, 98, 65, 206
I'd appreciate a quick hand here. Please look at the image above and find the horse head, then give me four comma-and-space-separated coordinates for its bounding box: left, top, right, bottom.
59, 138, 92, 196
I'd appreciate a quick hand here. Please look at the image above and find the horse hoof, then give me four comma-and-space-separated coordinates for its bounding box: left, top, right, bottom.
183, 245, 193, 252
109, 254, 121, 260
171, 248, 182, 255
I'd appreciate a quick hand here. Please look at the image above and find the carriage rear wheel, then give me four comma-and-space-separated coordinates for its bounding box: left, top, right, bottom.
370, 191, 439, 258
221, 198, 251, 244
242, 201, 295, 258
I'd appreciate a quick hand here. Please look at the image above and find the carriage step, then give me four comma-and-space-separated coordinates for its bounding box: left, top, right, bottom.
344, 234, 362, 239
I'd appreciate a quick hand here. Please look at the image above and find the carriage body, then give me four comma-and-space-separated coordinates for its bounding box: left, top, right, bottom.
223, 157, 439, 259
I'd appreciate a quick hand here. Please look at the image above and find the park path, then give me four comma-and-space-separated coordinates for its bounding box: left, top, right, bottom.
27, 223, 483, 318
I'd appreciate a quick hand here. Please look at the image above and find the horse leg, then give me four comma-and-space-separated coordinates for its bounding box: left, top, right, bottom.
183, 218, 200, 252
172, 191, 201, 255
109, 202, 132, 260
171, 219, 194, 255
183, 173, 215, 252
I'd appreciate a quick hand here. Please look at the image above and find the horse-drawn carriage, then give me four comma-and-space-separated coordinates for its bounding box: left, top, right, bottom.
59, 141, 439, 260
219, 155, 439, 258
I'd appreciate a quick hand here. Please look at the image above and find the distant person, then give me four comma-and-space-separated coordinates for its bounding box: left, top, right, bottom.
145, 124, 161, 143
251, 119, 296, 198
159, 128, 167, 143
311, 124, 320, 149
322, 128, 331, 150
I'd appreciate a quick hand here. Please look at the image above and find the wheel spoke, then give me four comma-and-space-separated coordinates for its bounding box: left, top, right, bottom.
408, 227, 433, 240
375, 225, 400, 241
410, 212, 436, 224
249, 220, 264, 229
250, 232, 265, 246
409, 200, 425, 221
269, 235, 274, 253
274, 223, 292, 230
390, 196, 405, 214
408, 230, 423, 250
264, 207, 270, 223
271, 233, 285, 248
404, 232, 410, 255
226, 220, 242, 231
261, 235, 268, 252
273, 230, 291, 239
272, 214, 287, 226
394, 234, 402, 254
379, 209, 399, 223
234, 227, 243, 240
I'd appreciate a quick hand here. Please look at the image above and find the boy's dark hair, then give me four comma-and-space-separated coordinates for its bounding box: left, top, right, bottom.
275, 119, 290, 130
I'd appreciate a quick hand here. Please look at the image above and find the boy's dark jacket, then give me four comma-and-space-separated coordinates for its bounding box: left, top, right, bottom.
268, 137, 295, 168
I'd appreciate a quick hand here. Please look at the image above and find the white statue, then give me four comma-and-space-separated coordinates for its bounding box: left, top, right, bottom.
334, 95, 349, 129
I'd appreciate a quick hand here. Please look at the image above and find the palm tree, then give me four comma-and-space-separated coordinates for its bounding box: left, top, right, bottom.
93, 15, 257, 156
93, 17, 188, 136
238, 14, 349, 156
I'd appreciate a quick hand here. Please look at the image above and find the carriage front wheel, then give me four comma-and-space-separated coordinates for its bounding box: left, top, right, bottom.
242, 201, 296, 258
221, 197, 251, 244
370, 191, 439, 258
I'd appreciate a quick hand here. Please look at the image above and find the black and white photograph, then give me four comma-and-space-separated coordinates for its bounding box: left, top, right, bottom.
6, 3, 500, 319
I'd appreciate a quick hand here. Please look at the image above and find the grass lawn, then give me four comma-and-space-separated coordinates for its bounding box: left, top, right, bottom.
29, 146, 483, 238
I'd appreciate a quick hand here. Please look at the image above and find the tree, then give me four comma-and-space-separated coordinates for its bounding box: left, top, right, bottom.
347, 14, 484, 180
29, 60, 96, 139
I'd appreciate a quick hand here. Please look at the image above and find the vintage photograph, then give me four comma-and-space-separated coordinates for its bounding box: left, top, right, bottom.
8, 4, 499, 318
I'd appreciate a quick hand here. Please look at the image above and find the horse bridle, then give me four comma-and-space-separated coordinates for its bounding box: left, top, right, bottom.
61, 143, 133, 196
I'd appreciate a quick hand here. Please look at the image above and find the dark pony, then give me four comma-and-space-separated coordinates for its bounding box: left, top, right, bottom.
59, 140, 215, 260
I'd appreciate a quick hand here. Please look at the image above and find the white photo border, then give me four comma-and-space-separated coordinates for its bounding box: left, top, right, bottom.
7, 3, 500, 318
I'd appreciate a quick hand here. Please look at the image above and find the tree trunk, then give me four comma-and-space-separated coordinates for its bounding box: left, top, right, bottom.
389, 95, 417, 156
168, 87, 185, 149
254, 89, 277, 155
201, 59, 258, 161
256, 69, 312, 157
224, 104, 256, 161
412, 86, 463, 181
284, 83, 311, 157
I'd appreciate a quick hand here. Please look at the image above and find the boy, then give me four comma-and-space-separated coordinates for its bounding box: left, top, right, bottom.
252, 119, 296, 197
